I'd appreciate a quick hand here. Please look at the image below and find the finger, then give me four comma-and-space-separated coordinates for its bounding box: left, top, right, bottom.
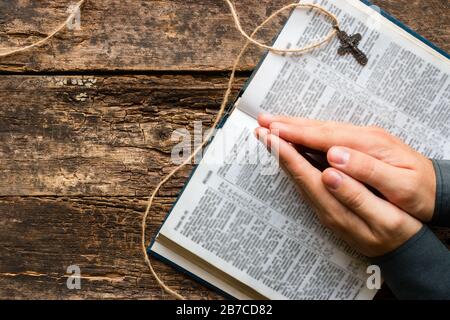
255, 127, 321, 185
257, 113, 323, 129
322, 168, 402, 226
255, 128, 371, 236
269, 121, 392, 154
327, 146, 411, 197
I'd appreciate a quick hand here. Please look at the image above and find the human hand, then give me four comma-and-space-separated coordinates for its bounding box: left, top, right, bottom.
254, 119, 424, 257
258, 114, 436, 223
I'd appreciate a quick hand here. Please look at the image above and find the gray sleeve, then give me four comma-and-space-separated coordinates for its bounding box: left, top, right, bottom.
372, 225, 450, 300
431, 160, 450, 227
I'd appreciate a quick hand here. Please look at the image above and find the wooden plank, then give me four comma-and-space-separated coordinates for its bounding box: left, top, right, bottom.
0, 196, 447, 299
0, 0, 448, 72
0, 74, 245, 196
1, 195, 445, 299
6, 195, 436, 299
0, 0, 290, 72
0, 196, 223, 299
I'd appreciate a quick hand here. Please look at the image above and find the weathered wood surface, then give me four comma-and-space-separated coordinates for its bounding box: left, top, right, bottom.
0, 74, 242, 299
0, 75, 245, 197
0, 196, 223, 299
0, 0, 448, 72
0, 0, 449, 300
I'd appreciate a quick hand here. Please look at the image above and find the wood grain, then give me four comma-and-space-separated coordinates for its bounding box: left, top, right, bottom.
0, 0, 448, 72
0, 196, 223, 299
0, 0, 291, 72
0, 75, 244, 196
0, 74, 244, 299
0, 0, 448, 300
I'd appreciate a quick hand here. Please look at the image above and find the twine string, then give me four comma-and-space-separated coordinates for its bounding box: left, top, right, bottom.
141, 1, 339, 300
0, 0, 86, 58
225, 1, 339, 54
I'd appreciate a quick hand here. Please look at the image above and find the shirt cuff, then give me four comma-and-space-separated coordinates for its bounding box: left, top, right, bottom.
431, 160, 450, 227
372, 225, 450, 300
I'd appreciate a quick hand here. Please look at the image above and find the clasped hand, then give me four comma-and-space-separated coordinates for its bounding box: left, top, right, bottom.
255, 114, 436, 257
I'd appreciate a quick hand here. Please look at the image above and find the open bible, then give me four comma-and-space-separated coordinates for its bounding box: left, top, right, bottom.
149, 0, 450, 299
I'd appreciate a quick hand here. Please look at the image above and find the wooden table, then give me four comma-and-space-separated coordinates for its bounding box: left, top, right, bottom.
0, 0, 448, 300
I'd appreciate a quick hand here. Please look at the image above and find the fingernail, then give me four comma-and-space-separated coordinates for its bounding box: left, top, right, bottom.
255, 127, 269, 134
259, 113, 273, 121
269, 122, 282, 130
328, 147, 350, 165
255, 127, 274, 153
323, 170, 343, 190
254, 127, 269, 140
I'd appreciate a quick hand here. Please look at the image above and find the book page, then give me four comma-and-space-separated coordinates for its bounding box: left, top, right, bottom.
155, 0, 449, 300
238, 0, 450, 159
159, 109, 376, 300
151, 240, 256, 300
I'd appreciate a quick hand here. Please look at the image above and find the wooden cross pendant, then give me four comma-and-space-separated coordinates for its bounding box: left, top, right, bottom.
333, 26, 368, 66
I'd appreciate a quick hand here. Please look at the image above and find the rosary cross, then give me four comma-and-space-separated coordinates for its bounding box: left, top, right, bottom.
334, 25, 368, 66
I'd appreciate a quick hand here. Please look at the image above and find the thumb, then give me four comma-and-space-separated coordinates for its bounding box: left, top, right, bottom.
321, 168, 398, 228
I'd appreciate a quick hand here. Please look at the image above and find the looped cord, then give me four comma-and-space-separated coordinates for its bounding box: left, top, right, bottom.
225, 0, 339, 54
0, 0, 86, 58
142, 1, 339, 300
